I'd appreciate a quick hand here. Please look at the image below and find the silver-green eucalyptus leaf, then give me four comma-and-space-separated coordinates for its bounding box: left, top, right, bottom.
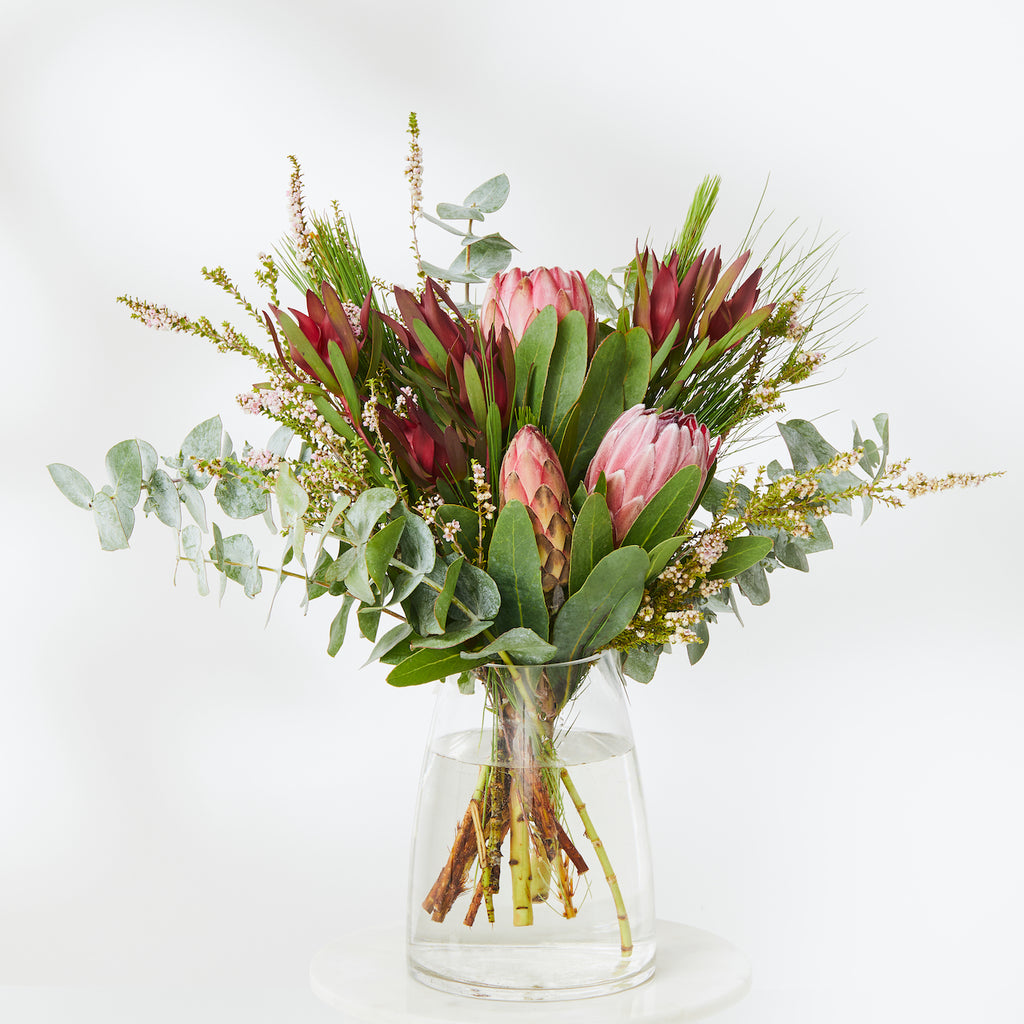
91, 491, 133, 550
105, 440, 143, 511
144, 469, 181, 529
47, 463, 94, 510
181, 525, 209, 596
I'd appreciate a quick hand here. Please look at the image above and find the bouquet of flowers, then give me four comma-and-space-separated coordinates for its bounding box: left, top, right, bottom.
49, 115, 996, 962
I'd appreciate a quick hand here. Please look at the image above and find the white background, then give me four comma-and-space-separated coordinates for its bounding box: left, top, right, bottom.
2, 0, 1022, 1021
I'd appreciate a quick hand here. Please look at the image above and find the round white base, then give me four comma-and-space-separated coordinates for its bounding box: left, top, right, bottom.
310, 920, 751, 1023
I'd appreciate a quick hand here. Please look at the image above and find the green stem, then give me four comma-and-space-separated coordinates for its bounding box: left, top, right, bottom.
560, 767, 633, 957
508, 781, 533, 926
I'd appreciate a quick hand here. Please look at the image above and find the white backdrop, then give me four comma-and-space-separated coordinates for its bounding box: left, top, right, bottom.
2, 0, 1022, 1021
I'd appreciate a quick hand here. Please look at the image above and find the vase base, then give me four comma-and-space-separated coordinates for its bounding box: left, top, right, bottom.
311, 920, 750, 1021
408, 937, 656, 1001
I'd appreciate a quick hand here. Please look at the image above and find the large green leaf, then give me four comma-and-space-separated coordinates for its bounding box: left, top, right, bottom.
567, 491, 614, 595
623, 327, 652, 407
706, 536, 774, 580
568, 331, 628, 483
215, 533, 263, 597
144, 469, 181, 529
387, 647, 488, 687
540, 311, 588, 446
621, 465, 701, 552
344, 488, 397, 543
433, 555, 464, 631
411, 619, 494, 650
92, 490, 133, 550
215, 470, 268, 519
551, 546, 649, 661
487, 500, 548, 639
327, 595, 355, 656
514, 306, 558, 411
463, 173, 510, 213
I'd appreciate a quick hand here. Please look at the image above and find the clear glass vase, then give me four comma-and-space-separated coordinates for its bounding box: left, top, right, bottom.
406, 650, 656, 1001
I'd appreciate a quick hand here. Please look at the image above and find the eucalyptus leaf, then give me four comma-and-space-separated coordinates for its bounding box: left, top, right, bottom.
365, 516, 406, 593
434, 555, 464, 631
266, 425, 295, 458
736, 562, 771, 605
275, 465, 309, 529
215, 470, 268, 519
144, 469, 181, 529
181, 524, 209, 596
47, 463, 93, 510
463, 173, 510, 213
362, 622, 413, 667
345, 488, 398, 543
358, 605, 382, 642
180, 480, 208, 532
138, 440, 159, 481
216, 533, 263, 597
622, 644, 664, 684
104, 440, 143, 511
687, 618, 709, 665
436, 202, 484, 222
327, 595, 355, 656
586, 270, 619, 320
91, 490, 133, 550
466, 628, 557, 665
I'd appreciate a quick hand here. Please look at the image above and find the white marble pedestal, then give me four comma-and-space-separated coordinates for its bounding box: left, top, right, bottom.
310, 920, 751, 1023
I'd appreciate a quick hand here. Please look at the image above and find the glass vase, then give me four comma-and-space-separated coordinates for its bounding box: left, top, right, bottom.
406, 650, 656, 1001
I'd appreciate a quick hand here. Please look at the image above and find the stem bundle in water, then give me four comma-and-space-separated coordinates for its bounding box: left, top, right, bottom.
421, 664, 634, 957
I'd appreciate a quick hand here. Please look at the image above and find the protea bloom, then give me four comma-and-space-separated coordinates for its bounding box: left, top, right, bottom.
377, 403, 468, 490
381, 280, 515, 433
268, 281, 369, 384
633, 247, 770, 353
585, 405, 722, 545
481, 267, 596, 356
499, 426, 572, 596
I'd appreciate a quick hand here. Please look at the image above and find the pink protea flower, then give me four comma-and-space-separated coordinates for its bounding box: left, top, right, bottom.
585, 405, 722, 545
499, 425, 572, 596
481, 267, 596, 355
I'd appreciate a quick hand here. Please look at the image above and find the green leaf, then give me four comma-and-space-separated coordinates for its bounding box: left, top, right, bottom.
622, 465, 701, 553
216, 533, 263, 597
568, 331, 628, 483
180, 480, 208, 532
215, 471, 268, 519
436, 202, 484, 222
105, 440, 143, 511
464, 235, 514, 277
706, 536, 774, 580
138, 440, 159, 481
418, 260, 482, 285
736, 562, 771, 605
390, 510, 434, 601
143, 469, 181, 528
623, 644, 664, 684
358, 605, 382, 642
275, 465, 308, 529
450, 559, 501, 623
327, 595, 355, 656
514, 305, 558, 411
180, 416, 222, 490
411, 619, 494, 649
91, 490, 133, 550
586, 270, 619, 321
568, 492, 614, 595
48, 463, 93, 509
540, 310, 588, 446
687, 618, 709, 665
365, 516, 405, 593
623, 327, 652, 407
488, 500, 548, 639
435, 505, 477, 551
433, 555, 464, 631
645, 534, 688, 581
466, 628, 557, 665
363, 622, 413, 666
387, 646, 489, 686
344, 488, 397, 543
462, 356, 487, 430
551, 546, 649, 661
181, 524, 209, 596
463, 173, 510, 213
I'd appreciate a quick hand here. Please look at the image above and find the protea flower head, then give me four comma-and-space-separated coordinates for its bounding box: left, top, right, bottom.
585, 405, 722, 545
381, 279, 516, 433
268, 281, 369, 385
377, 403, 468, 490
633, 247, 770, 353
481, 267, 596, 356
499, 425, 572, 596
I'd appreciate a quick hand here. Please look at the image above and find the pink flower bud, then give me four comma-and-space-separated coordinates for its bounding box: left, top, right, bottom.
585, 405, 722, 545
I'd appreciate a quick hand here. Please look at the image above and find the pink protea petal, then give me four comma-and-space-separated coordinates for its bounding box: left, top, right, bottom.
603, 469, 627, 512
620, 446, 656, 505
530, 267, 560, 309
612, 497, 645, 545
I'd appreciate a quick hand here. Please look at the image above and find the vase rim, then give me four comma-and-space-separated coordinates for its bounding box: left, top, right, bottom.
478, 651, 614, 671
